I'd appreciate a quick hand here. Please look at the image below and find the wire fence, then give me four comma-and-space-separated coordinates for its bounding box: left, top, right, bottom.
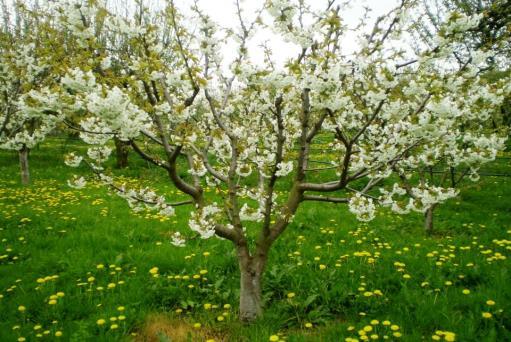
27, 134, 511, 178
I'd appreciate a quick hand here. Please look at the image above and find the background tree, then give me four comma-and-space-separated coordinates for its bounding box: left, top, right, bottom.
30, 0, 510, 322
51, 0, 134, 168
0, 0, 66, 185
402, 0, 511, 232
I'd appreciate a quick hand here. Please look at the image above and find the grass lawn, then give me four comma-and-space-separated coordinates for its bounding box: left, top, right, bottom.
0, 138, 510, 341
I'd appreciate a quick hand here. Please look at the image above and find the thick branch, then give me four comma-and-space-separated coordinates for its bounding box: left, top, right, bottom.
302, 194, 349, 203
130, 140, 169, 169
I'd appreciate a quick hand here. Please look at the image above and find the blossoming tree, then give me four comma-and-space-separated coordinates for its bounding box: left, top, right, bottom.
0, 1, 65, 185
391, 0, 511, 232
33, 0, 510, 321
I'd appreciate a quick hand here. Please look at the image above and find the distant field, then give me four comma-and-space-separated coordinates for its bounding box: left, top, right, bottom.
0, 139, 510, 341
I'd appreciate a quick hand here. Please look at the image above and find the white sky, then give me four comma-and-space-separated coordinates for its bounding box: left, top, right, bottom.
1, 0, 402, 67
173, 0, 401, 67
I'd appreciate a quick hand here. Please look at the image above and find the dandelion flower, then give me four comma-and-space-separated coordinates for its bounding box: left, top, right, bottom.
444, 333, 456, 341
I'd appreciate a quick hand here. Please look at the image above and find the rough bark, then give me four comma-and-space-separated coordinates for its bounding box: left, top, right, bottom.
19, 145, 30, 186
239, 263, 263, 322
237, 244, 267, 322
114, 138, 129, 169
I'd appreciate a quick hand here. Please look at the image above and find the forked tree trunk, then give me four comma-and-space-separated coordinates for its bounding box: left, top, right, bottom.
19, 145, 30, 186
424, 204, 436, 234
114, 138, 129, 169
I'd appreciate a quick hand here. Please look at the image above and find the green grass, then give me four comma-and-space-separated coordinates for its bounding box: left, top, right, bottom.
0, 138, 510, 341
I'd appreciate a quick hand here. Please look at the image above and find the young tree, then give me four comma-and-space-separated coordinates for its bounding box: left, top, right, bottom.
401, 0, 511, 232
35, 0, 509, 321
0, 0, 64, 185
51, 0, 134, 169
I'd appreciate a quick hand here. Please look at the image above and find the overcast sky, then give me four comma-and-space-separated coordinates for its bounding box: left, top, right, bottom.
1, 0, 403, 67
172, 0, 401, 67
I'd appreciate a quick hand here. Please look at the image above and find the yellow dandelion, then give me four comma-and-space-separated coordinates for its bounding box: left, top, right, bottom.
482, 312, 492, 319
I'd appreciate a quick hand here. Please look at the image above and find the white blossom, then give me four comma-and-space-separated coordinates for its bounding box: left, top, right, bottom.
64, 153, 83, 167
67, 176, 87, 189
348, 194, 376, 222
170, 232, 186, 247
189, 204, 221, 239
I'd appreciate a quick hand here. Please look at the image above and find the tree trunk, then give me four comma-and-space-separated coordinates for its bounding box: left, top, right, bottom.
239, 265, 263, 322
19, 145, 30, 186
114, 138, 129, 169
424, 204, 436, 234
450, 167, 456, 187
237, 243, 268, 323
